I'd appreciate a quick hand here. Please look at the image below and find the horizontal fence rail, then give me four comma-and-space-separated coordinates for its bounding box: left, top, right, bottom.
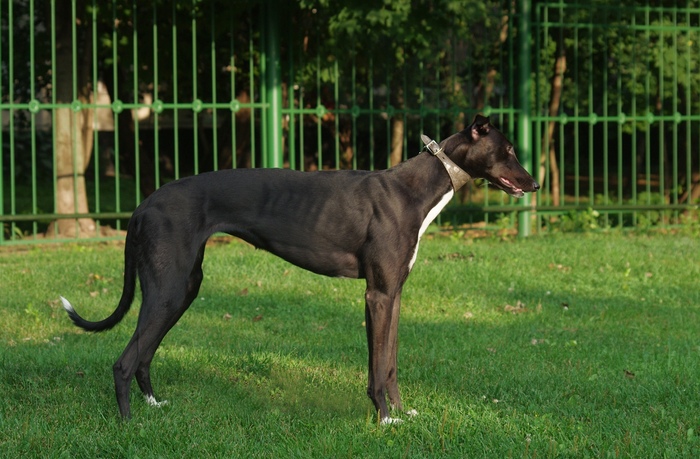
1, 1, 699, 244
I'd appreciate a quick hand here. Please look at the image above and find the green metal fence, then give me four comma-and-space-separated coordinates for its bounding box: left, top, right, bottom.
532, 2, 700, 231
1, 1, 698, 245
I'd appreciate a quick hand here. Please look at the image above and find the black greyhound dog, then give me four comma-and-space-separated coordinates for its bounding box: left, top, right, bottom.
61, 114, 539, 424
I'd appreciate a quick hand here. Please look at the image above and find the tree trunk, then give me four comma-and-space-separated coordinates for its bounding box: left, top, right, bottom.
50, 106, 96, 237
678, 173, 700, 211
389, 87, 405, 167
538, 49, 565, 207
390, 117, 404, 167
46, 1, 97, 238
687, 174, 700, 204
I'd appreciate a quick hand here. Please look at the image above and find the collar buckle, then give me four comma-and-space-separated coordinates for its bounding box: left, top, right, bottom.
421, 136, 443, 156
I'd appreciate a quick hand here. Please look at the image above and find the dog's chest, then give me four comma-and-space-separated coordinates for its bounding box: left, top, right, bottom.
408, 190, 455, 271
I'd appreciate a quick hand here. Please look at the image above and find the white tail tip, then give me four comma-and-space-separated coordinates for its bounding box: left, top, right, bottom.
59, 296, 74, 313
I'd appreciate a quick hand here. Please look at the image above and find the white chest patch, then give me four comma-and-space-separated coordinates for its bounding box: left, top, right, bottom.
408, 190, 454, 271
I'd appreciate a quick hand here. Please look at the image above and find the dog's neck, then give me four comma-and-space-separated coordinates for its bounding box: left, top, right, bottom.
421, 135, 471, 191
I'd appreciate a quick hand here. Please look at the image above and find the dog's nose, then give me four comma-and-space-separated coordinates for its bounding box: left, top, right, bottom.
533, 181, 540, 191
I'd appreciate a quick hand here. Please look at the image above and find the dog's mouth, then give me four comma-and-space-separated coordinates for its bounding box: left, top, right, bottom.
495, 177, 525, 198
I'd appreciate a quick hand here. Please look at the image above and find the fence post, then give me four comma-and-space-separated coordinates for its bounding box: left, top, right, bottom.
517, 0, 533, 237
263, 1, 283, 168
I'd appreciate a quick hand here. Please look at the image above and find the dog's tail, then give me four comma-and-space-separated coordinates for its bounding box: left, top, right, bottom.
60, 235, 138, 332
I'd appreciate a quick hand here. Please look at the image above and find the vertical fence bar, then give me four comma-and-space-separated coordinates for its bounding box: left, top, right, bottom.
573, 15, 580, 207
0, 0, 4, 242
210, 5, 218, 171
8, 0, 16, 239
49, 0, 57, 238
517, 0, 532, 237
172, 3, 180, 179
153, 4, 161, 188
248, 16, 256, 168
696, 7, 699, 211
402, 57, 408, 164
556, 4, 565, 210
229, 9, 240, 169
70, 0, 79, 237
334, 59, 340, 168
369, 56, 375, 170
616, 5, 623, 227
602, 16, 610, 226
536, 4, 546, 209
259, 6, 267, 167
296, 43, 303, 171
644, 6, 651, 220
286, 24, 295, 170
91, 0, 100, 235
29, 0, 37, 238
111, 0, 121, 228
685, 8, 692, 208
133, 0, 141, 199
191, 3, 199, 175
418, 60, 423, 156
657, 8, 665, 223
587, 21, 594, 206
315, 41, 322, 169
351, 49, 358, 170
669, 8, 681, 221
385, 62, 391, 170
630, 10, 638, 226
264, 1, 282, 168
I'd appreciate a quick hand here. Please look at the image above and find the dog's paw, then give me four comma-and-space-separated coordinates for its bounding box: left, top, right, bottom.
380, 416, 403, 425
145, 395, 169, 408
380, 409, 418, 425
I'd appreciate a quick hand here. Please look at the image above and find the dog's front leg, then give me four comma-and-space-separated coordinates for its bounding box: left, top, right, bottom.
385, 290, 402, 412
364, 288, 396, 423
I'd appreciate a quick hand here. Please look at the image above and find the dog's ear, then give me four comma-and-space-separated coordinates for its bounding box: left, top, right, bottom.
471, 114, 491, 140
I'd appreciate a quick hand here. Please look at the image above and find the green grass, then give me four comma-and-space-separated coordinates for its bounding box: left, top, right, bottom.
1, 233, 699, 458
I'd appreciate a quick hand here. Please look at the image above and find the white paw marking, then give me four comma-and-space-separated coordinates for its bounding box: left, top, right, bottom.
381, 417, 403, 425
59, 296, 75, 313
145, 395, 169, 408
381, 409, 418, 425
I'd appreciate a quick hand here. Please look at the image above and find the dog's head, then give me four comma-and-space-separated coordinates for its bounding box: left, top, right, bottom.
443, 115, 540, 198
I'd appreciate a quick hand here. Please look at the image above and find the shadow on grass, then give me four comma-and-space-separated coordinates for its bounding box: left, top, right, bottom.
3, 256, 699, 459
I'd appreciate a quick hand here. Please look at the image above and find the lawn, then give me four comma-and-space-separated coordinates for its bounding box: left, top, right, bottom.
1, 233, 699, 458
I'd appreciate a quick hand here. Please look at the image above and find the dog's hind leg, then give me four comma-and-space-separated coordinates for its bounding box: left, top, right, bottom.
114, 243, 206, 418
